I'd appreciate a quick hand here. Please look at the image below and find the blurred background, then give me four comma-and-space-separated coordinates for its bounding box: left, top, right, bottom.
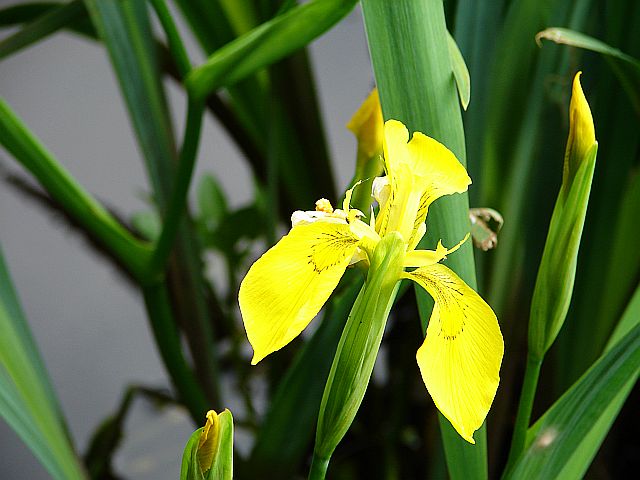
0, 1, 373, 477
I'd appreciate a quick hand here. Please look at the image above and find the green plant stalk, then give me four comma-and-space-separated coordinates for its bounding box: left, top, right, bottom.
0, 98, 151, 280
148, 97, 204, 279
142, 282, 209, 421
308, 455, 330, 480
311, 233, 405, 479
505, 355, 542, 470
149, 0, 191, 77
360, 1, 486, 478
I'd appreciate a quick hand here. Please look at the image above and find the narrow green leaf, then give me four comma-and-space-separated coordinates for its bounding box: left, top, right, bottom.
536, 27, 640, 113
506, 321, 640, 479
447, 31, 471, 111
186, 0, 358, 100
0, 0, 84, 60
84, 0, 176, 201
0, 97, 151, 279
536, 27, 640, 68
0, 245, 87, 480
0, 2, 95, 38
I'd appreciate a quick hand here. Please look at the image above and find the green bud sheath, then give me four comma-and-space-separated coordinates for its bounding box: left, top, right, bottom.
529, 74, 598, 359
311, 232, 405, 477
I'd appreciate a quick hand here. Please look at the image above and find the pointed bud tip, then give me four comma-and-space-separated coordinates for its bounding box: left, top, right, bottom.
564, 72, 596, 186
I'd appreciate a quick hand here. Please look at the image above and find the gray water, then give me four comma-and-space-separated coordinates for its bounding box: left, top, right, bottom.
0, 2, 372, 478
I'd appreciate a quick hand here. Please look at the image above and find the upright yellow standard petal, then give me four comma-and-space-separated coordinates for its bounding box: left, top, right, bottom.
377, 120, 471, 243
404, 263, 503, 443
239, 222, 361, 364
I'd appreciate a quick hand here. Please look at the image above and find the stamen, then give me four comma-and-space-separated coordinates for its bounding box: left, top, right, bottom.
315, 198, 334, 213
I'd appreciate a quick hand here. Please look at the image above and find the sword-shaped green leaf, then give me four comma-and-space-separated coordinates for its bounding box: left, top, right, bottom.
506, 315, 640, 479
0, 245, 87, 480
186, 0, 358, 100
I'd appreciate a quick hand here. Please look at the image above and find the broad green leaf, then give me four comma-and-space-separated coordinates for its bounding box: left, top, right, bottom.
0, 245, 87, 480
0, 0, 85, 60
361, 0, 485, 478
506, 321, 640, 479
186, 0, 358, 100
593, 171, 640, 349
447, 31, 471, 111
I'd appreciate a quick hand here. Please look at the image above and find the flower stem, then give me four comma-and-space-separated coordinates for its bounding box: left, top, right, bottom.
149, 0, 192, 77
506, 354, 543, 470
147, 97, 204, 279
308, 452, 330, 480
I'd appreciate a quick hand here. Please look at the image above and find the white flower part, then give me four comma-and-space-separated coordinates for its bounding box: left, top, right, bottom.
372, 176, 390, 207
291, 209, 348, 227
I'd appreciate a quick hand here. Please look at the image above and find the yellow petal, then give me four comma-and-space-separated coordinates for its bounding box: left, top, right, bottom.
239, 222, 361, 364
405, 132, 471, 245
197, 410, 220, 472
404, 264, 503, 443
346, 88, 383, 158
404, 234, 469, 268
563, 72, 597, 188
378, 120, 471, 243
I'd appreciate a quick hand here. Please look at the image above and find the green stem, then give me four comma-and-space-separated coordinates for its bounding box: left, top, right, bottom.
0, 98, 151, 280
149, 0, 191, 77
147, 97, 204, 279
505, 354, 542, 471
142, 282, 209, 421
313, 233, 404, 470
308, 453, 330, 480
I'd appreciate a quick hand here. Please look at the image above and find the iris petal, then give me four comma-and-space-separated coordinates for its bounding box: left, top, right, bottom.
239, 222, 361, 364
404, 263, 503, 443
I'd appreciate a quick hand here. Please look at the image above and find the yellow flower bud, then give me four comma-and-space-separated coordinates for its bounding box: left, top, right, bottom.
346, 88, 383, 159
563, 72, 597, 189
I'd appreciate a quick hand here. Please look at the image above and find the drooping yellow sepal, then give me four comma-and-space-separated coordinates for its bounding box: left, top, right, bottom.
404, 263, 503, 443
239, 222, 361, 364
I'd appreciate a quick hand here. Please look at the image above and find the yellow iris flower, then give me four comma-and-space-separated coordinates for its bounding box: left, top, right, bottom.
239, 119, 504, 443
